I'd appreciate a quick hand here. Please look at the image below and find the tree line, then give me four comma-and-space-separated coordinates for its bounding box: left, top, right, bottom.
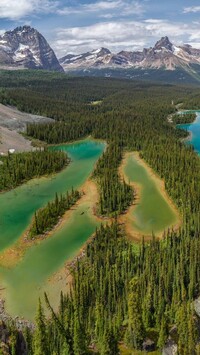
29, 188, 81, 238
172, 112, 196, 124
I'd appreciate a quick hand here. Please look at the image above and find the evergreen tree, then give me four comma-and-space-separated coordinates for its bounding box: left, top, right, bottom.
34, 299, 49, 355
72, 308, 87, 355
101, 328, 119, 355
157, 315, 168, 349
127, 277, 145, 349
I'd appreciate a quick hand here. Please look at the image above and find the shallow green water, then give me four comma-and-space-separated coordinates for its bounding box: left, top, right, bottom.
178, 111, 200, 154
0, 139, 105, 319
124, 154, 177, 235
0, 139, 104, 250
1, 202, 97, 319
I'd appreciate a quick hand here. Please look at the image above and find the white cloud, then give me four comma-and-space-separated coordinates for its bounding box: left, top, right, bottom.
51, 18, 200, 57
187, 42, 200, 49
58, 0, 145, 18
144, 19, 191, 38
144, 19, 165, 24
0, 0, 59, 20
183, 6, 200, 14
52, 20, 153, 56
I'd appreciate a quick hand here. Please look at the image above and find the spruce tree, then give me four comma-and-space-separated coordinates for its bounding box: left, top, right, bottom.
127, 277, 145, 349
34, 299, 49, 355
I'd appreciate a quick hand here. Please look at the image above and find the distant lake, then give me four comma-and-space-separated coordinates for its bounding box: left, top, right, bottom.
178, 111, 200, 154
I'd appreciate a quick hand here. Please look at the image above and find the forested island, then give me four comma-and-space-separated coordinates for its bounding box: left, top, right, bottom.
0, 70, 200, 354
0, 149, 69, 192
29, 189, 81, 238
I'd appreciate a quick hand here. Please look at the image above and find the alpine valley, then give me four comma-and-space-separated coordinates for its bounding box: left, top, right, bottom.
2, 15, 200, 354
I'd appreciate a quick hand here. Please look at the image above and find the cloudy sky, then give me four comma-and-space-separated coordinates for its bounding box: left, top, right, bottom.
0, 0, 200, 57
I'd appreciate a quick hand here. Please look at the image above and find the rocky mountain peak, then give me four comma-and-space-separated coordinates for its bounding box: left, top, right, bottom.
0, 26, 63, 72
59, 47, 112, 68
154, 36, 173, 52
13, 25, 34, 32
93, 47, 111, 56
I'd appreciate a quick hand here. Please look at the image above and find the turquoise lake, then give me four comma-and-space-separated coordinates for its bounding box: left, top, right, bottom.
0, 139, 105, 319
0, 139, 105, 251
178, 111, 200, 154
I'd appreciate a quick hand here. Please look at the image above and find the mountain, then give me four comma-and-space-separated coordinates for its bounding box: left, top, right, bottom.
1, 27, 200, 82
60, 37, 200, 77
59, 47, 112, 69
0, 26, 63, 72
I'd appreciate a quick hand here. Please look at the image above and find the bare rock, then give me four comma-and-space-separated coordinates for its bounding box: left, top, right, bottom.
162, 339, 177, 355
142, 338, 156, 352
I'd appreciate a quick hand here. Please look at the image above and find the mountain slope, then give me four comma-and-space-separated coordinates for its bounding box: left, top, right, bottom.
0, 26, 63, 72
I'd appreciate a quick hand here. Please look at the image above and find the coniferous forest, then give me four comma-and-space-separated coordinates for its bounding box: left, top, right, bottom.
172, 112, 196, 124
1, 70, 200, 353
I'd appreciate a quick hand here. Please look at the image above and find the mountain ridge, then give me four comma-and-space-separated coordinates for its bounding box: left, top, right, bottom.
1, 26, 200, 83
59, 36, 200, 74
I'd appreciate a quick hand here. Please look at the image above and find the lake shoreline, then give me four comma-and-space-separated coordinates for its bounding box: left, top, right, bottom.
0, 176, 110, 321
0, 136, 106, 195
48, 135, 107, 148
0, 160, 70, 195
176, 112, 199, 144
0, 139, 105, 320
0, 178, 105, 269
176, 110, 200, 156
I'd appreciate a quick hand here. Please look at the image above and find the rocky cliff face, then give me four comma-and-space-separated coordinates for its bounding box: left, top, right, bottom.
60, 36, 200, 72
0, 26, 63, 72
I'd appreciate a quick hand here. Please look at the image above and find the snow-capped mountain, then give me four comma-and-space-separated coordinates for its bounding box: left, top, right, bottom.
1, 27, 200, 80
60, 37, 200, 72
0, 26, 63, 72
59, 47, 112, 69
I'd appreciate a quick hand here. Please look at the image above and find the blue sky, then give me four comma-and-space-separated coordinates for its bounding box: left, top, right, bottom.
0, 0, 200, 57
